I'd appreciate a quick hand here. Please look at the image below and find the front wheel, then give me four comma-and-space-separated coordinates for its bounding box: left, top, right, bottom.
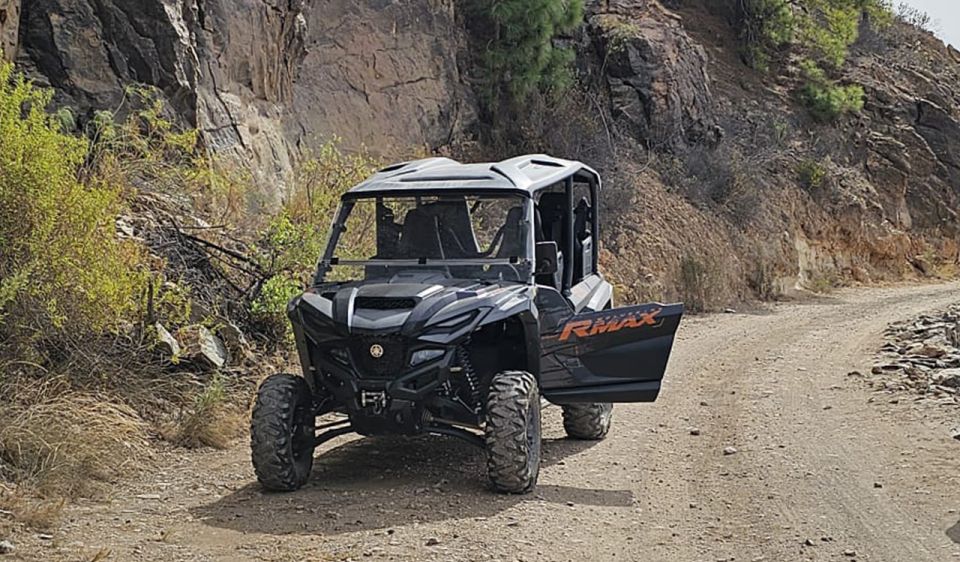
250, 374, 315, 491
485, 370, 541, 494
562, 403, 613, 440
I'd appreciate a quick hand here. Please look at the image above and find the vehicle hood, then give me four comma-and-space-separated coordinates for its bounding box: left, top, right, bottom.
289, 273, 532, 344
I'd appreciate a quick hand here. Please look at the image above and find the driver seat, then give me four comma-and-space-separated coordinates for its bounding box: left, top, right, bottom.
398, 208, 444, 259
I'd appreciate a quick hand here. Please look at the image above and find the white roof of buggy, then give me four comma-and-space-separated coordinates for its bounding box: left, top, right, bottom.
344, 154, 600, 198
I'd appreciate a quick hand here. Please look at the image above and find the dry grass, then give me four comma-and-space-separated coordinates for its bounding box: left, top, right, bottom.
0, 378, 150, 498
0, 485, 65, 529
676, 254, 723, 312
161, 374, 246, 449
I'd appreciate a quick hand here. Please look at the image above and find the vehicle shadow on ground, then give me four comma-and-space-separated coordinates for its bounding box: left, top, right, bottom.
191, 433, 634, 536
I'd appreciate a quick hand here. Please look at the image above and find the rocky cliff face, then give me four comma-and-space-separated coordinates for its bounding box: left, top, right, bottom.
578, 0, 960, 304
15, 0, 472, 192
9, 0, 960, 304
586, 0, 719, 149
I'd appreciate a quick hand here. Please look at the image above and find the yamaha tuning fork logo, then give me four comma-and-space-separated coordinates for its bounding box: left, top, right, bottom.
369, 344, 385, 358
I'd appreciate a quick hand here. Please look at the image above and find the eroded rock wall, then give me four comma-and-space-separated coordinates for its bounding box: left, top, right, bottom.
584, 0, 960, 303
287, 1, 474, 154
15, 0, 473, 193
11, 0, 960, 304
587, 0, 719, 148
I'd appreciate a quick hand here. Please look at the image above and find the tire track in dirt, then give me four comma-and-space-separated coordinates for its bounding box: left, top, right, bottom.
681, 284, 960, 561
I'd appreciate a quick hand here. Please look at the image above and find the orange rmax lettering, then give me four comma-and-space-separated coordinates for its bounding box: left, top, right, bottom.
638, 309, 661, 326
558, 308, 663, 342
589, 319, 613, 336
559, 320, 592, 341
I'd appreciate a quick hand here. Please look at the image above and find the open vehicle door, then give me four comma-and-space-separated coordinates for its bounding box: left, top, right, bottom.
539, 302, 684, 403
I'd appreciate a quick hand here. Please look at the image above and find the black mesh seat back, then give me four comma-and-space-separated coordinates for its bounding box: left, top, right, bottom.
419, 200, 480, 258
573, 198, 590, 241
496, 206, 526, 259
573, 198, 592, 279
398, 208, 443, 259
537, 192, 567, 247
375, 202, 402, 258
535, 192, 567, 288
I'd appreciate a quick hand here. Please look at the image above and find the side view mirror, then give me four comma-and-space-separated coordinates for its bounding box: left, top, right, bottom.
535, 241, 559, 275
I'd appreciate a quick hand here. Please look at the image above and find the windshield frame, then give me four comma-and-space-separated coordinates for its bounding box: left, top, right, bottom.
314, 191, 535, 284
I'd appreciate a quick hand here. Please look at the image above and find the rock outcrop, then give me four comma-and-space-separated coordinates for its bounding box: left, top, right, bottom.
15, 0, 473, 194
587, 0, 719, 148
178, 324, 227, 370
286, 1, 474, 155
9, 0, 960, 306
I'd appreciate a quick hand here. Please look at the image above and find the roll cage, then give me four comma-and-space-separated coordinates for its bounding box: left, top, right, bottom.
315, 155, 602, 294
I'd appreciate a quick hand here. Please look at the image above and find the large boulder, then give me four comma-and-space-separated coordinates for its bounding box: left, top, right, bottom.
178, 325, 228, 371
588, 1, 718, 148
153, 322, 181, 362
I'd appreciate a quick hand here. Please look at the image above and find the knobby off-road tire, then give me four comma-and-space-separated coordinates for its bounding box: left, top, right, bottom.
251, 374, 315, 491
485, 370, 541, 494
561, 402, 613, 440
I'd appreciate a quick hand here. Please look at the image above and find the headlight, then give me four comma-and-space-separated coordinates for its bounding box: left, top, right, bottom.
410, 348, 444, 366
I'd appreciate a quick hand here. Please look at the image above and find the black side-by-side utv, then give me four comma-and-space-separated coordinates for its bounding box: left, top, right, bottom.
251, 154, 683, 493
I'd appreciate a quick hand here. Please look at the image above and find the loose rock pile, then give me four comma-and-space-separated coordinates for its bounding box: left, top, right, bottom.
115, 190, 260, 374
867, 305, 960, 405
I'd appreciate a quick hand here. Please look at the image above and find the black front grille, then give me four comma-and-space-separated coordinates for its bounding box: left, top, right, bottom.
354, 297, 417, 310
349, 336, 406, 378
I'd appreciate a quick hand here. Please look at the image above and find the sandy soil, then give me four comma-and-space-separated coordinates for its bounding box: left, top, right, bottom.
10, 282, 960, 562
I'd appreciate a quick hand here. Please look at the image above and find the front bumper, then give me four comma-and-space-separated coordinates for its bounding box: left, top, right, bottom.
309, 341, 462, 435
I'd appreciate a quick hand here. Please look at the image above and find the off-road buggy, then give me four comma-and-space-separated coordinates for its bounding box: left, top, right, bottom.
251, 154, 683, 493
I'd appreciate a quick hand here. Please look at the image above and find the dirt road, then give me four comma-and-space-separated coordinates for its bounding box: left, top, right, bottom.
25, 283, 960, 562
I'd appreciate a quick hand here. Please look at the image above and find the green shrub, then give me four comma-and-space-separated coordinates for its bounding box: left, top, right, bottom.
596, 15, 641, 55
862, 0, 894, 28
736, 0, 796, 70
0, 64, 147, 363
771, 118, 790, 144
807, 270, 840, 293
734, 0, 891, 70
799, 59, 864, 120
165, 373, 244, 449
802, 82, 864, 120
467, 0, 584, 116
251, 140, 381, 334
89, 86, 253, 224
797, 158, 828, 189
798, 0, 861, 68
250, 274, 302, 337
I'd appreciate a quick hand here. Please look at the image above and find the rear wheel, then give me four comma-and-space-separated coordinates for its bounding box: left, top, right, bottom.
562, 402, 613, 440
485, 370, 541, 494
251, 374, 315, 491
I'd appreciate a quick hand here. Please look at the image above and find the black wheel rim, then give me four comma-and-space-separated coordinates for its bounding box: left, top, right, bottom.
527, 397, 541, 469
291, 404, 313, 461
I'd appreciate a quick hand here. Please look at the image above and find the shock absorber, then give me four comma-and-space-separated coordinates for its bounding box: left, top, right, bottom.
456, 346, 482, 412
